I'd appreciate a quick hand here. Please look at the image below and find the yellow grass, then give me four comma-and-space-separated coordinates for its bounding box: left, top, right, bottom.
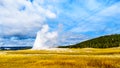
0, 48, 120, 68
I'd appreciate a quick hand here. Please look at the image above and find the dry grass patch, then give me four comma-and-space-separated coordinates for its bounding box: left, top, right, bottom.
0, 48, 120, 68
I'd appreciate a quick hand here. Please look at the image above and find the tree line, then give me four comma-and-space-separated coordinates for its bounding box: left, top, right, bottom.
58, 34, 120, 48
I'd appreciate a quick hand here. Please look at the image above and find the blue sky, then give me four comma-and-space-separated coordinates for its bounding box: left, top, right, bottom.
0, 0, 120, 47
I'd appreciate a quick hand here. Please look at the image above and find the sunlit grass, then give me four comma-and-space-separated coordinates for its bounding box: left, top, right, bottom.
0, 48, 120, 68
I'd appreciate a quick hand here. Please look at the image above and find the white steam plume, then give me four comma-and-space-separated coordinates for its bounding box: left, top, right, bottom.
32, 24, 58, 50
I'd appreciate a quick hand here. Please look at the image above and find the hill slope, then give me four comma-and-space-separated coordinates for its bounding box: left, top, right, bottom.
59, 34, 120, 48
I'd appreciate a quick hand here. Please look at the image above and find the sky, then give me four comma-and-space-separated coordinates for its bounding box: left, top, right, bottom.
0, 0, 120, 47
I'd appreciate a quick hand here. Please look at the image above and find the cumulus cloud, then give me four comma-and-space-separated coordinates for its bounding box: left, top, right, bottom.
0, 0, 56, 37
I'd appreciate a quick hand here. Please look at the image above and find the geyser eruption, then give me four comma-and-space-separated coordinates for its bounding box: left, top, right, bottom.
32, 25, 58, 50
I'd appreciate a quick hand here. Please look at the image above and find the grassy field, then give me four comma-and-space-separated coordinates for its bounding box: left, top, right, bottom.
0, 48, 120, 68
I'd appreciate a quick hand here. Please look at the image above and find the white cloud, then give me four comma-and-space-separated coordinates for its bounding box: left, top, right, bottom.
98, 2, 120, 17
0, 0, 56, 37
70, 2, 120, 34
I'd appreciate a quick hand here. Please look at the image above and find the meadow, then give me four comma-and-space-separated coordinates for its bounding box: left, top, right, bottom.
0, 48, 120, 68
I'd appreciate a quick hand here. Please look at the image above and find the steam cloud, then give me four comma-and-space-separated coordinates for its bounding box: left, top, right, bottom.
32, 24, 58, 49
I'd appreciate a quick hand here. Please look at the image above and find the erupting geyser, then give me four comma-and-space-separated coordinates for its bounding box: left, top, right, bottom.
32, 25, 58, 50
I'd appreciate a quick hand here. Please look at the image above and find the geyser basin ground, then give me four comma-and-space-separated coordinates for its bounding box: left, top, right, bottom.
0, 48, 120, 68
